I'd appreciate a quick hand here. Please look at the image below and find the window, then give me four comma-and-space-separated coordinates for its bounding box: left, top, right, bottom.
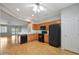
0, 25, 7, 33
12, 27, 16, 34
11, 26, 21, 35
1, 26, 7, 33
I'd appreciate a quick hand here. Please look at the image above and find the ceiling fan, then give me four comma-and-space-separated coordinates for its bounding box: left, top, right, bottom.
25, 3, 47, 22
26, 3, 46, 13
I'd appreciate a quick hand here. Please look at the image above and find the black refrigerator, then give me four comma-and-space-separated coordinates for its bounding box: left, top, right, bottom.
49, 24, 61, 47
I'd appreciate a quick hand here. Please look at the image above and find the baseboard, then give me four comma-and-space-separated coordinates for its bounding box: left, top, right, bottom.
64, 49, 79, 55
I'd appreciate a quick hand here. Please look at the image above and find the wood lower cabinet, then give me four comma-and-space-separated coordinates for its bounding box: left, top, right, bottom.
27, 34, 38, 42
27, 33, 49, 44
44, 34, 49, 43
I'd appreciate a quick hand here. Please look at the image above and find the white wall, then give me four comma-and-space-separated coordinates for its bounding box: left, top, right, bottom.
61, 4, 79, 53
20, 26, 28, 34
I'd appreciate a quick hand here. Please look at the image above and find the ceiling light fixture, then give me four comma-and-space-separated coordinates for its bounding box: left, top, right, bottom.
32, 3, 46, 13
32, 15, 34, 16
16, 8, 20, 11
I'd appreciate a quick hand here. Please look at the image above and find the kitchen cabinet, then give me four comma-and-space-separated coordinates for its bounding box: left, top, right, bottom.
32, 24, 40, 30
27, 34, 38, 42
44, 34, 49, 43
32, 20, 61, 30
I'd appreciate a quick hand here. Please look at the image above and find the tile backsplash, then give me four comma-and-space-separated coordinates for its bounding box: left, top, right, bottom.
32, 30, 49, 34
31, 30, 42, 34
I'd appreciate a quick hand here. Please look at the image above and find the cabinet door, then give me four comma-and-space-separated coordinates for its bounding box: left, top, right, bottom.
32, 24, 40, 30
44, 34, 48, 43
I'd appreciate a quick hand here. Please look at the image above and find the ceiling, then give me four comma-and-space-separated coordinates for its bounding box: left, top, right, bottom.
1, 3, 74, 24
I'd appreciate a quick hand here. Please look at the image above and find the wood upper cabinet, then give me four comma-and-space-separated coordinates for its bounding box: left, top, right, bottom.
32, 20, 61, 30
32, 24, 40, 30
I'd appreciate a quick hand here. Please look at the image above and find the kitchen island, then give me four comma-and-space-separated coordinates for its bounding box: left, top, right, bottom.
19, 33, 38, 44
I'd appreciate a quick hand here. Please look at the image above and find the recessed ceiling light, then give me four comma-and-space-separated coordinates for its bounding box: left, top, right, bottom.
32, 15, 34, 16
25, 19, 31, 22
16, 8, 20, 11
